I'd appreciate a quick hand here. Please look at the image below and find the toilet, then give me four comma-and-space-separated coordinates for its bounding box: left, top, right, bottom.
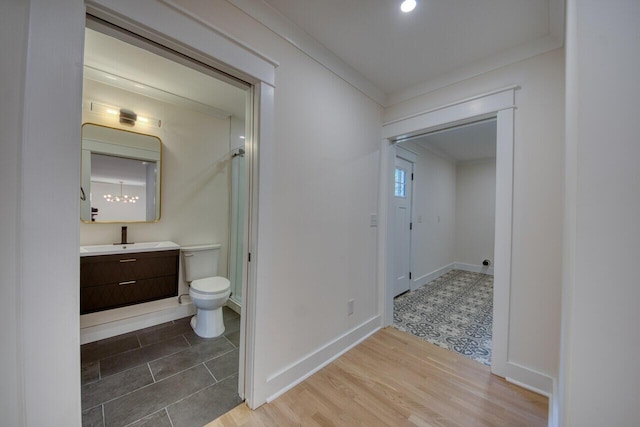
181, 244, 231, 338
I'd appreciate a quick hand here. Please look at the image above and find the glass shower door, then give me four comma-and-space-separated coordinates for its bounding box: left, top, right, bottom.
228, 146, 245, 311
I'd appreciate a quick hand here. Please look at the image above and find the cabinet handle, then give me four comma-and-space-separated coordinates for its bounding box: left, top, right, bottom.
119, 280, 136, 286
119, 258, 137, 263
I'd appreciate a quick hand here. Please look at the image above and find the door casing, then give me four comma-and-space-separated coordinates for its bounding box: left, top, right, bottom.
378, 86, 517, 379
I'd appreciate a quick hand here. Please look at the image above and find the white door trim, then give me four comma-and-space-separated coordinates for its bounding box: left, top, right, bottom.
378, 86, 517, 379
83, 0, 277, 410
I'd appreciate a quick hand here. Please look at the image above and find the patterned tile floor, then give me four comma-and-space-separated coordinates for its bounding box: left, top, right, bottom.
393, 269, 493, 366
81, 307, 243, 427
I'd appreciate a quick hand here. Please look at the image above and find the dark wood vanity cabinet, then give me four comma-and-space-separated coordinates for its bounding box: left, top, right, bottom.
80, 250, 179, 314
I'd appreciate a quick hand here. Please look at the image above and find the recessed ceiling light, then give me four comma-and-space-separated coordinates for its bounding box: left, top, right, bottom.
401, 0, 416, 13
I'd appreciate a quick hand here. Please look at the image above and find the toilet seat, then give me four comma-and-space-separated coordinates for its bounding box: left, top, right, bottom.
190, 276, 230, 295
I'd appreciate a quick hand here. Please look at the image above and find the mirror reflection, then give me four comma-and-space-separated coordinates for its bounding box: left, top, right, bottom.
81, 123, 161, 223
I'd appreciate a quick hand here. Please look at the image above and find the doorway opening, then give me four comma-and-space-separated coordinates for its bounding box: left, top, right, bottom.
391, 119, 497, 366
79, 16, 253, 426
380, 87, 517, 378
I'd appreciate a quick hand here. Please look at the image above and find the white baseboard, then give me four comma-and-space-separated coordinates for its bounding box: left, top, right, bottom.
265, 315, 381, 403
80, 298, 196, 344
226, 298, 241, 315
454, 262, 494, 275
505, 361, 553, 397
411, 262, 494, 292
548, 378, 559, 427
411, 263, 454, 291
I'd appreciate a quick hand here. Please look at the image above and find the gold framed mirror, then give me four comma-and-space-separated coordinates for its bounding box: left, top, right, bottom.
81, 123, 162, 223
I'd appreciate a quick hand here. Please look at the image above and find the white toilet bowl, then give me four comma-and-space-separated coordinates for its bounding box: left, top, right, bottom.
189, 276, 231, 338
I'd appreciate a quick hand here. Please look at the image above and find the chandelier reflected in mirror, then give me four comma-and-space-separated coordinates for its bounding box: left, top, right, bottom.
104, 181, 139, 203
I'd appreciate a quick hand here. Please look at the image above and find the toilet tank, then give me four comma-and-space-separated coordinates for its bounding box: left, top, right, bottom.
181, 244, 221, 282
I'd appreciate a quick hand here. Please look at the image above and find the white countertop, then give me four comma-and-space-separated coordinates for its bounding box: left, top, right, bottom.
80, 241, 180, 257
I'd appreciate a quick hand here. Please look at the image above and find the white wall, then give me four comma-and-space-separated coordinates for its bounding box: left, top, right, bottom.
455, 160, 496, 266
81, 79, 232, 291
1, 0, 85, 425
561, 1, 640, 425
0, 2, 29, 425
164, 0, 382, 402
401, 141, 456, 283
400, 141, 495, 287
386, 49, 565, 382
3, 0, 566, 423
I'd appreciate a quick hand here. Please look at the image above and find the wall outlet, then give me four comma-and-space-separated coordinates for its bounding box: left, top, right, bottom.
347, 299, 355, 316
370, 213, 377, 227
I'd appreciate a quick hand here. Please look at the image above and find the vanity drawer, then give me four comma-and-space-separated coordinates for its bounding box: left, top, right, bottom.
80, 249, 179, 287
80, 275, 178, 314
80, 249, 180, 314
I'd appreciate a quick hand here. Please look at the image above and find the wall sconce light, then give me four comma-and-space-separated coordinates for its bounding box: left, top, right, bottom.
119, 109, 137, 126
87, 101, 162, 128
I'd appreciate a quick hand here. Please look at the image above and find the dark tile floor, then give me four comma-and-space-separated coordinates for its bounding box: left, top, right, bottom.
81, 307, 243, 427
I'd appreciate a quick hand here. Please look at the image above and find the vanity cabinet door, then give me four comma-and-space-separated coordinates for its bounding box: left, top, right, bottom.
80, 249, 179, 314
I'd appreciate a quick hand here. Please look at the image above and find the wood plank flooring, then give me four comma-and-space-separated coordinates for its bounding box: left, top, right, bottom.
208, 327, 547, 427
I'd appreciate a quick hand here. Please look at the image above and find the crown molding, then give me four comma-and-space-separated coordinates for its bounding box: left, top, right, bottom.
227, 0, 564, 109
388, 0, 565, 106
388, 35, 562, 107
227, 0, 388, 106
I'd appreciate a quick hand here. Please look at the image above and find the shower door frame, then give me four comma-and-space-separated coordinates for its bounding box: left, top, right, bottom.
228, 125, 247, 313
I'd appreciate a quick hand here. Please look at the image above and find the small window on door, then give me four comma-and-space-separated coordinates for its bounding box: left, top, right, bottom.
395, 168, 406, 198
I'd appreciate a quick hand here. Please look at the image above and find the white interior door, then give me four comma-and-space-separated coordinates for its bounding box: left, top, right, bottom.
393, 155, 413, 296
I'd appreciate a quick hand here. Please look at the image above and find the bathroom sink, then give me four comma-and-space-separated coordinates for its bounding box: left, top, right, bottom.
80, 241, 180, 257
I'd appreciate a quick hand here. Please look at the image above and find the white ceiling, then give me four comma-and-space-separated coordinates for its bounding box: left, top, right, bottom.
260, 0, 562, 98
84, 28, 247, 119
404, 119, 496, 163
84, 1, 563, 111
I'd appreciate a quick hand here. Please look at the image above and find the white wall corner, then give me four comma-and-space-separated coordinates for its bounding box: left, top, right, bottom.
453, 262, 494, 276
411, 263, 455, 291
226, 0, 387, 106
505, 361, 554, 397
549, 0, 566, 48
264, 316, 381, 403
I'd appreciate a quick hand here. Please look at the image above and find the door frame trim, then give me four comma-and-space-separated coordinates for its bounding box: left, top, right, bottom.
378, 86, 517, 378
84, 0, 277, 409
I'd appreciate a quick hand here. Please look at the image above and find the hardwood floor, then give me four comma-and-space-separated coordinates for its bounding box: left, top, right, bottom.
207, 327, 548, 426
